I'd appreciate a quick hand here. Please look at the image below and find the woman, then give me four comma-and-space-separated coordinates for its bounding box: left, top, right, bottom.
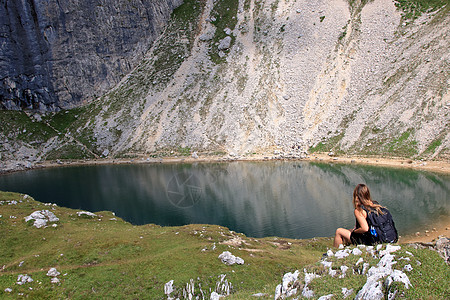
333, 183, 387, 247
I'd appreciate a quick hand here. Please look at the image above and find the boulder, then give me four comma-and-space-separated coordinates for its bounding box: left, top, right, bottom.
218, 251, 244, 265
24, 210, 59, 228
16, 274, 33, 285
47, 268, 60, 277
218, 36, 232, 51
164, 280, 174, 295
435, 237, 450, 264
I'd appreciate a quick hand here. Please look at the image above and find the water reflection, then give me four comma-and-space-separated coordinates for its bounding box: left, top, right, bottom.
0, 161, 448, 239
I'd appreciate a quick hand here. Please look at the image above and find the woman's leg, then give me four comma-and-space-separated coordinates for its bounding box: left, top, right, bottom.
334, 228, 352, 248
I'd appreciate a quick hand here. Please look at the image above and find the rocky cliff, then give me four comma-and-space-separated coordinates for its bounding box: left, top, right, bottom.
88, 0, 448, 159
0, 0, 449, 169
0, 0, 182, 111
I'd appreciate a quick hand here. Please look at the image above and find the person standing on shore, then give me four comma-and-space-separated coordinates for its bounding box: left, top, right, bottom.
334, 183, 398, 248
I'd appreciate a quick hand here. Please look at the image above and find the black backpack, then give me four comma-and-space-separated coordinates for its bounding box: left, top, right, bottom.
363, 206, 398, 243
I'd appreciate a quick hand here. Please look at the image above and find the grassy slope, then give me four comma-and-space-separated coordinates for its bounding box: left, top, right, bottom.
0, 191, 326, 299
1, 191, 449, 299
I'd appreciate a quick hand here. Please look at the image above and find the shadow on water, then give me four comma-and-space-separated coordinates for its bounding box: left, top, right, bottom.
0, 161, 448, 239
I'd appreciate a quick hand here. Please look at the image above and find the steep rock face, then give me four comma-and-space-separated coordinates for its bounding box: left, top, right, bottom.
89, 0, 448, 159
0, 0, 182, 111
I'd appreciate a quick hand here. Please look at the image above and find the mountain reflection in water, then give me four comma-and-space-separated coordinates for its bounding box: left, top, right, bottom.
0, 161, 448, 239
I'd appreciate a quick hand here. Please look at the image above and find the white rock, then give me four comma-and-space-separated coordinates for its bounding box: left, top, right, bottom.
342, 287, 353, 298
51, 277, 60, 284
282, 270, 300, 291
355, 279, 384, 300
76, 211, 97, 217
192, 152, 199, 159
164, 280, 174, 295
318, 294, 334, 300
403, 264, 413, 272
302, 285, 315, 298
352, 248, 363, 255
25, 210, 59, 228
17, 274, 33, 285
356, 258, 364, 265
304, 271, 320, 285
47, 268, 60, 277
321, 261, 332, 268
4, 288, 12, 293
218, 251, 244, 265
274, 284, 282, 299
218, 36, 232, 50
335, 250, 349, 259
379, 244, 401, 256
199, 32, 214, 41
385, 270, 411, 289
33, 218, 47, 228
210, 291, 221, 300
362, 263, 370, 275
339, 265, 349, 278
326, 249, 334, 257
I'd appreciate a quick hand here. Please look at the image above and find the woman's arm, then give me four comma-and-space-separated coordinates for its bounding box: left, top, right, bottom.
352, 209, 369, 234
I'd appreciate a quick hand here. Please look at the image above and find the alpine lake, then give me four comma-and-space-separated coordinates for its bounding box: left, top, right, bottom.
0, 160, 448, 240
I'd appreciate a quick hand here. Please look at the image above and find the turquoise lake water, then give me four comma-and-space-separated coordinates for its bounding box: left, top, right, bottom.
0, 161, 448, 239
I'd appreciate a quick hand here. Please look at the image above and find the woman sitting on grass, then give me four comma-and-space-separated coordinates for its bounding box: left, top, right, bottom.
333, 183, 397, 248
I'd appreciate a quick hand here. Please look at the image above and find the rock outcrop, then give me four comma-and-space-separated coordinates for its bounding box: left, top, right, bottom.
0, 0, 448, 163
0, 0, 182, 111
86, 0, 449, 159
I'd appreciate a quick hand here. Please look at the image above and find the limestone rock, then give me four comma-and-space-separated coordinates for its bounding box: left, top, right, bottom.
0, 0, 183, 110
24, 210, 59, 228
218, 36, 232, 51
77, 211, 97, 218
16, 274, 33, 285
47, 268, 60, 277
218, 251, 244, 265
435, 237, 450, 264
164, 280, 174, 296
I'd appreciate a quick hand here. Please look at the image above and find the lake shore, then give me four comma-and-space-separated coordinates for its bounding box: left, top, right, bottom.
7, 152, 449, 174
1, 152, 449, 244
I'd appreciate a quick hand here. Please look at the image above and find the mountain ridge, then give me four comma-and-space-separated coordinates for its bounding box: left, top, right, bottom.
0, 0, 449, 168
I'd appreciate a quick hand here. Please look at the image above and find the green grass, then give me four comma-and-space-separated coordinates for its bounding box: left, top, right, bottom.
209, 0, 239, 63
1, 191, 449, 299
384, 130, 418, 157
0, 191, 326, 299
0, 111, 56, 144
44, 143, 96, 160
304, 245, 450, 299
422, 138, 442, 157
309, 133, 344, 154
394, 0, 448, 20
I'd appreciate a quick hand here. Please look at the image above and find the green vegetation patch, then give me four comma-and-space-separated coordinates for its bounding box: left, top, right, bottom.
0, 191, 326, 299
394, 0, 448, 20
384, 129, 418, 157
44, 143, 96, 160
0, 111, 56, 144
209, 0, 239, 63
309, 133, 344, 154
301, 245, 450, 299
